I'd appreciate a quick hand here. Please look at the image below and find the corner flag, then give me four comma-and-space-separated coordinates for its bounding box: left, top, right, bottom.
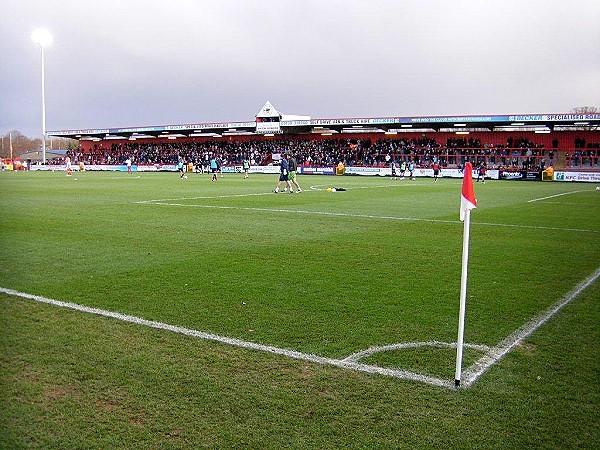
455, 162, 477, 386
460, 162, 477, 221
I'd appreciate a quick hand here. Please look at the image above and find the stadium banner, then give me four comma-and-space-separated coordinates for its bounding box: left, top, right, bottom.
344, 166, 386, 176
29, 164, 141, 172
255, 165, 281, 174
53, 113, 600, 136
23, 164, 599, 182
554, 171, 600, 182
343, 166, 499, 180
135, 165, 158, 172
256, 121, 282, 134
300, 166, 336, 175
29, 164, 74, 172
500, 170, 541, 181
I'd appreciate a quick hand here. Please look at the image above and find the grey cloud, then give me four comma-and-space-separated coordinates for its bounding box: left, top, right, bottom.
1, 0, 599, 137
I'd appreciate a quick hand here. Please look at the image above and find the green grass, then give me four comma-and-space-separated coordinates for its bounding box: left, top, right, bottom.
1, 170, 599, 448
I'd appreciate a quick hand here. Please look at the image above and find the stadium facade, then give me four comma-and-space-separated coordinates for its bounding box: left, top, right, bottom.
49, 101, 600, 142
39, 102, 600, 181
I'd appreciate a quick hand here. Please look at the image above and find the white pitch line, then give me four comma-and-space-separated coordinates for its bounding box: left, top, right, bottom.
343, 341, 492, 363
99, 175, 142, 180
0, 287, 452, 389
135, 191, 280, 204
2, 266, 598, 389
308, 183, 419, 191
539, 201, 598, 206
473, 221, 599, 234
143, 202, 460, 224
138, 201, 600, 233
528, 190, 587, 203
136, 182, 413, 203
460, 266, 600, 388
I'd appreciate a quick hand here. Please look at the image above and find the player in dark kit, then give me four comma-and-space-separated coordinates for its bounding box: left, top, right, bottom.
273, 156, 292, 193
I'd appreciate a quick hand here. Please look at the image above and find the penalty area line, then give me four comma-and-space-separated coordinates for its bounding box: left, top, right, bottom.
137, 201, 599, 233
134, 191, 281, 204
528, 190, 588, 203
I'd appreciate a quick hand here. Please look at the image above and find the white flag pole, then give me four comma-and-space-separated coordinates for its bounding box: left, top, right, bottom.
455, 207, 472, 387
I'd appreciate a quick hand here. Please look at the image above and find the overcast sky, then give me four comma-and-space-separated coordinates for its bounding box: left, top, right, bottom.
1, 0, 599, 138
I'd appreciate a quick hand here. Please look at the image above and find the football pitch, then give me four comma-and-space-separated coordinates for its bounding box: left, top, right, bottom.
1, 170, 599, 448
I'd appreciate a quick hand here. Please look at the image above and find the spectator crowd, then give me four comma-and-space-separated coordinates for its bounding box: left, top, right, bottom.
52, 135, 600, 170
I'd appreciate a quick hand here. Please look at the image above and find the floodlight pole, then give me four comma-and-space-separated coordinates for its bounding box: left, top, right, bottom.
32, 29, 52, 164
39, 43, 47, 164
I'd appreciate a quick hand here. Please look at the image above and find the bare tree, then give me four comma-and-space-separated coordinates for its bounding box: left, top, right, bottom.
570, 106, 599, 114
569, 107, 599, 130
0, 130, 29, 158
0, 131, 78, 158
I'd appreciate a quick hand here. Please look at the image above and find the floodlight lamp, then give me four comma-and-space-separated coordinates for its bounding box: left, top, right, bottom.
32, 29, 53, 47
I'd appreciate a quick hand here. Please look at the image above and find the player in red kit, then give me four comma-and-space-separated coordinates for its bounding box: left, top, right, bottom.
432, 161, 440, 182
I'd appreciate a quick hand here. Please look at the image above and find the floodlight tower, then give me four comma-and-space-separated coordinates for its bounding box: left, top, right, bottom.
32, 28, 53, 164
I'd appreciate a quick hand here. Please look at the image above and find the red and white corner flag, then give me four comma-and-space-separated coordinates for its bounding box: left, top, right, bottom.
455, 161, 477, 387
460, 162, 477, 221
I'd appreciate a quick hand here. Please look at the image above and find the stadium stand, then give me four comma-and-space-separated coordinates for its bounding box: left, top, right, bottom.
46, 106, 600, 171
61, 133, 599, 171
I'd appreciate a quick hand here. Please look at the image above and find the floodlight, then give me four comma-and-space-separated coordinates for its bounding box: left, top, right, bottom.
32, 29, 53, 47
